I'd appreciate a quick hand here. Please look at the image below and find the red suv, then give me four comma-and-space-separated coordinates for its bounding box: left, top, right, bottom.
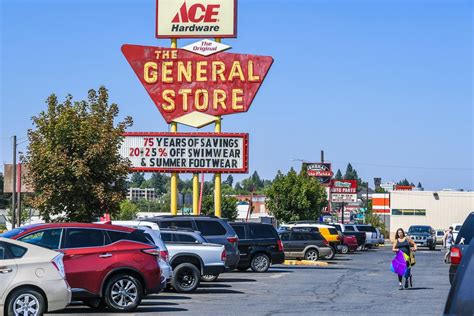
3, 223, 164, 312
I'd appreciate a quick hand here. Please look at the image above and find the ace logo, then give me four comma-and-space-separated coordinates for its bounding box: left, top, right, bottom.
156, 0, 237, 38
172, 2, 220, 23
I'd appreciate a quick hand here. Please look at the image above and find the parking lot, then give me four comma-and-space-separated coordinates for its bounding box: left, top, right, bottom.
48, 246, 451, 316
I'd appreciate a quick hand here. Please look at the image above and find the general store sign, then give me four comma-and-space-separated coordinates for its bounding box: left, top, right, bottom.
122, 44, 273, 123
156, 0, 237, 38
120, 132, 248, 173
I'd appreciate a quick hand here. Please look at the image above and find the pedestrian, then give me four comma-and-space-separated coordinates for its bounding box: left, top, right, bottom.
392, 228, 417, 290
443, 226, 454, 263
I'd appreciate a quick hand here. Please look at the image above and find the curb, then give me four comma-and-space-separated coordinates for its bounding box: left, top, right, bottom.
283, 260, 329, 267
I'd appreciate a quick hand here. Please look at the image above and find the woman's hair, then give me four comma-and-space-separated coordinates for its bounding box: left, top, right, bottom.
396, 228, 405, 238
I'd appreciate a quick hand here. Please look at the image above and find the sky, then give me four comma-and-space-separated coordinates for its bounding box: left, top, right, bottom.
1, 0, 473, 190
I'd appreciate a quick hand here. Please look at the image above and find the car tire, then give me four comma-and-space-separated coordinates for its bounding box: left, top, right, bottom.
201, 274, 219, 282
172, 263, 201, 293
324, 247, 336, 260
237, 266, 249, 272
340, 245, 349, 254
251, 253, 270, 272
104, 274, 143, 312
304, 249, 319, 261
7, 288, 46, 316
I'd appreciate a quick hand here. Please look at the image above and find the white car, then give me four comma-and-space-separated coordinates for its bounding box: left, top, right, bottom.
96, 220, 172, 283
452, 223, 462, 242
0, 237, 71, 314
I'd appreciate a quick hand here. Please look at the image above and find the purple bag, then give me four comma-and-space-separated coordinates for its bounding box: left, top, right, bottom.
391, 250, 408, 276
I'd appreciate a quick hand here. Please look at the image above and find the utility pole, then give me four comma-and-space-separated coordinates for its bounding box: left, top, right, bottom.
12, 135, 17, 229
365, 182, 369, 224
321, 150, 324, 163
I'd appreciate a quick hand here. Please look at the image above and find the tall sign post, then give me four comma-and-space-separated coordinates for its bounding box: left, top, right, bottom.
121, 0, 272, 217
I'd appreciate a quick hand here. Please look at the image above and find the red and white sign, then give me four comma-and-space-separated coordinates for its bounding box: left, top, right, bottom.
120, 132, 248, 173
306, 163, 333, 177
156, 0, 237, 38
394, 185, 413, 191
182, 39, 231, 56
330, 180, 358, 193
121, 44, 273, 123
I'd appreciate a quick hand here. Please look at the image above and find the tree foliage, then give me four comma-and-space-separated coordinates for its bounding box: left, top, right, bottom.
26, 87, 133, 222
334, 169, 343, 180
200, 195, 238, 221
265, 168, 327, 223
117, 200, 139, 220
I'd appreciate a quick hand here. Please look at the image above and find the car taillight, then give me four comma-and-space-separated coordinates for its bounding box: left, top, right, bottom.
450, 247, 462, 265
227, 237, 238, 244
142, 248, 161, 257
160, 250, 169, 262
277, 240, 284, 252
221, 250, 227, 262
51, 254, 66, 279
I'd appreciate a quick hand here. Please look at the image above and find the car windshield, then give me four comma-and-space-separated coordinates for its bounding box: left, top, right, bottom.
454, 225, 462, 231
0, 228, 26, 238
408, 226, 430, 233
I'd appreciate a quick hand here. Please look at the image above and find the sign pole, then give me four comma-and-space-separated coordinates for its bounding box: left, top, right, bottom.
193, 173, 199, 215
169, 38, 178, 215
214, 117, 222, 217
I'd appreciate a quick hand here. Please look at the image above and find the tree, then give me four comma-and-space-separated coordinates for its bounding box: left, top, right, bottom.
26, 87, 133, 222
334, 169, 343, 180
417, 182, 423, 189
224, 175, 234, 187
130, 173, 145, 188
200, 195, 238, 221
266, 168, 327, 223
116, 200, 139, 220
149, 173, 169, 195
397, 179, 411, 186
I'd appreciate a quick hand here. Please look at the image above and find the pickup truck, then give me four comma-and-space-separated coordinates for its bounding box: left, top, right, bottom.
138, 227, 227, 293
344, 224, 380, 248
330, 223, 367, 250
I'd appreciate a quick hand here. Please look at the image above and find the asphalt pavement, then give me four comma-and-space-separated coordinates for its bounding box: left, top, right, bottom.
48, 246, 451, 316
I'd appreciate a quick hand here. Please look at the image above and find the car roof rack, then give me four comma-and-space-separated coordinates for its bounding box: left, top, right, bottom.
151, 215, 219, 219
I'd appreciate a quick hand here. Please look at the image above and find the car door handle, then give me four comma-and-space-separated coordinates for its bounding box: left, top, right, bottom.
0, 267, 13, 274
99, 253, 112, 258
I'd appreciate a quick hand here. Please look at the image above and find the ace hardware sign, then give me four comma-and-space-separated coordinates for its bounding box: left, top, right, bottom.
121, 44, 273, 123
120, 132, 248, 173
156, 0, 237, 38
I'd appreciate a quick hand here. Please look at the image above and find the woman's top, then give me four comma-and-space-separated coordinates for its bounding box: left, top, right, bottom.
446, 232, 454, 248
396, 238, 411, 256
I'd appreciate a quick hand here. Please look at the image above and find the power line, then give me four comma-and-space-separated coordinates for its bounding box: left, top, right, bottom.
330, 160, 473, 171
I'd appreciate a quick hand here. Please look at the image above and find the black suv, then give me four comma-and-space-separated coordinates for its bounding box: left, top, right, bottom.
407, 225, 436, 250
449, 212, 473, 284
229, 222, 284, 272
149, 215, 240, 270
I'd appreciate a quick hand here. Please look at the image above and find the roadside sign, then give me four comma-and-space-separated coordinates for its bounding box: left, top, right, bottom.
121, 44, 273, 124
304, 163, 333, 185
181, 39, 231, 56
330, 180, 357, 203
331, 193, 358, 203
156, 0, 237, 38
120, 132, 248, 173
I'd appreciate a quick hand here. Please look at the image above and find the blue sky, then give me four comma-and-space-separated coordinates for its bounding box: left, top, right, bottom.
1, 0, 472, 190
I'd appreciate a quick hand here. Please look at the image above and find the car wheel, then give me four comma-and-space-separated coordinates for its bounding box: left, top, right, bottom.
237, 266, 249, 272
7, 288, 45, 316
251, 253, 270, 272
172, 263, 201, 293
104, 274, 143, 312
201, 274, 219, 282
340, 245, 349, 254
324, 247, 336, 260
304, 249, 319, 261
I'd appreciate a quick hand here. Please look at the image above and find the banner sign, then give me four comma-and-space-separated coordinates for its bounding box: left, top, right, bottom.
394, 185, 413, 191
156, 0, 237, 38
120, 132, 248, 173
304, 163, 333, 185
330, 180, 357, 193
331, 193, 358, 203
121, 44, 273, 124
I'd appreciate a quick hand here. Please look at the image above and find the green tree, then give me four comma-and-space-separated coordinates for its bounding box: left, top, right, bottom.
334, 169, 343, 180
200, 195, 238, 220
117, 200, 139, 220
26, 87, 133, 222
149, 173, 169, 195
266, 168, 327, 223
130, 173, 145, 188
224, 175, 234, 187
417, 182, 423, 189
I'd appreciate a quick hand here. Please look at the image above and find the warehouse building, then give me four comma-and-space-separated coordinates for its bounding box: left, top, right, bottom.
377, 190, 474, 239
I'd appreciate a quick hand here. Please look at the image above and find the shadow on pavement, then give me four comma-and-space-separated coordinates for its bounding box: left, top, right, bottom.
215, 278, 257, 283
194, 288, 245, 294
406, 287, 434, 290
276, 266, 347, 270
198, 283, 232, 288
146, 294, 192, 300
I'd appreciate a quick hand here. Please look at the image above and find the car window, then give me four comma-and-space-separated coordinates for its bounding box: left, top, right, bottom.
250, 225, 276, 239
408, 226, 431, 234
232, 225, 246, 239
64, 229, 105, 249
291, 232, 306, 241
357, 226, 377, 233
0, 228, 26, 238
345, 226, 355, 232
456, 215, 474, 245
328, 228, 338, 235
0, 244, 3, 259
455, 225, 462, 231
19, 229, 62, 250
333, 225, 342, 232
311, 233, 324, 240
158, 220, 194, 229
5, 243, 28, 259
161, 233, 173, 242
107, 230, 152, 245
280, 232, 290, 241
195, 220, 226, 236
175, 234, 199, 243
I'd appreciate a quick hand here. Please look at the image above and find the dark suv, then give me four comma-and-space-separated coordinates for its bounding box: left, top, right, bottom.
149, 216, 240, 270
229, 222, 284, 272
449, 212, 473, 284
407, 225, 436, 250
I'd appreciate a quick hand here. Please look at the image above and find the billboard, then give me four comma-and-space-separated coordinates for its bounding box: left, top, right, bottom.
156, 0, 237, 38
305, 163, 332, 185
3, 164, 34, 193
121, 44, 273, 124
330, 180, 357, 203
120, 132, 248, 173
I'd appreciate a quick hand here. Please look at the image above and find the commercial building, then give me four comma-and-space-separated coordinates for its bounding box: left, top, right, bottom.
127, 188, 158, 201
377, 190, 474, 239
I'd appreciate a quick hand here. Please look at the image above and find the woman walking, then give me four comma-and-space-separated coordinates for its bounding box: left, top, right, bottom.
392, 228, 417, 290
443, 226, 454, 263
